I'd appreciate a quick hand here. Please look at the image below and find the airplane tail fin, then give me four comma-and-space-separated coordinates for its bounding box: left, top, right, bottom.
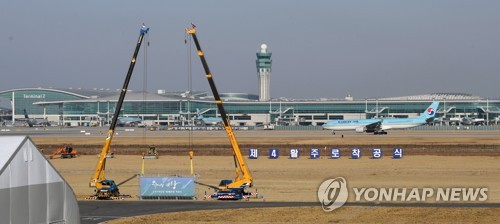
196, 108, 203, 119
419, 101, 440, 119
24, 109, 29, 119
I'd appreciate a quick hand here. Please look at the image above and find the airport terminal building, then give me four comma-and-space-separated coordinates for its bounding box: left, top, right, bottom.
2, 45, 499, 128
1, 87, 499, 127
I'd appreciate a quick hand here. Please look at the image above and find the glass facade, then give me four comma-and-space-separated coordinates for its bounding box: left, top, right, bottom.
63, 101, 183, 115
1, 88, 500, 125
0, 89, 84, 115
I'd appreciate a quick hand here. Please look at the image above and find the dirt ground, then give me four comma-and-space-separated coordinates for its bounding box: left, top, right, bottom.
48, 155, 500, 202
41, 133, 500, 223
51, 155, 500, 223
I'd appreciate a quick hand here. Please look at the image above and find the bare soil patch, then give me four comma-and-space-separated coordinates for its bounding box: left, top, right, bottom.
48, 155, 500, 202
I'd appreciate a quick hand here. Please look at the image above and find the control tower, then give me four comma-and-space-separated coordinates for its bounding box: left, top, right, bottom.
256, 44, 272, 101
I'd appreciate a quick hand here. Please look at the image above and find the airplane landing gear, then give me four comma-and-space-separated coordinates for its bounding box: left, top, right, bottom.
374, 131, 387, 135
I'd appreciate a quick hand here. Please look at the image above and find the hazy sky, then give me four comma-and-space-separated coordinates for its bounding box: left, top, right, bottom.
1, 0, 499, 99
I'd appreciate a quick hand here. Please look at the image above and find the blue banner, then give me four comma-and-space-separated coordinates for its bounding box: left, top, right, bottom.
140, 177, 195, 197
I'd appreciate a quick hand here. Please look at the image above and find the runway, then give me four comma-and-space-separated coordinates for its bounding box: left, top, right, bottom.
2, 126, 500, 138
79, 201, 500, 224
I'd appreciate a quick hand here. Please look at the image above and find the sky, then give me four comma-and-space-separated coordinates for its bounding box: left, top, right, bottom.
1, 0, 500, 100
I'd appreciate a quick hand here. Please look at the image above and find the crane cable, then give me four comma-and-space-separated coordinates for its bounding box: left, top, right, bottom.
142, 31, 149, 146
185, 32, 193, 150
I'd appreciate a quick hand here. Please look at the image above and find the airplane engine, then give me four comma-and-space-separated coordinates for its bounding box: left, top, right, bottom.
355, 127, 366, 133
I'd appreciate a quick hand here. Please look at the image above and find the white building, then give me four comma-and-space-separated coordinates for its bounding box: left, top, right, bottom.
256, 44, 272, 101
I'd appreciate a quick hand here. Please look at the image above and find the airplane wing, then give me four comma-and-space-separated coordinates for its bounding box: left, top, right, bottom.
364, 120, 382, 132
425, 117, 435, 124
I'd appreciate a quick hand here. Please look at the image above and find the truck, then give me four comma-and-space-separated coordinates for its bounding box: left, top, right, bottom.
186, 25, 254, 200
88, 24, 149, 199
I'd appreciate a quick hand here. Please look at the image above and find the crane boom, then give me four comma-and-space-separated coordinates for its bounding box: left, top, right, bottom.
186, 26, 253, 192
89, 24, 149, 198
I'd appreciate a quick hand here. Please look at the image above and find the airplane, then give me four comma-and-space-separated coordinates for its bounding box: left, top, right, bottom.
449, 115, 485, 126
196, 108, 222, 125
461, 117, 485, 126
322, 101, 440, 135
15, 109, 51, 127
117, 117, 143, 127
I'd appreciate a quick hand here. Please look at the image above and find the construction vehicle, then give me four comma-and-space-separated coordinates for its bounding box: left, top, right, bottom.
142, 146, 159, 159
97, 151, 115, 158
88, 24, 149, 199
186, 25, 253, 200
50, 145, 78, 159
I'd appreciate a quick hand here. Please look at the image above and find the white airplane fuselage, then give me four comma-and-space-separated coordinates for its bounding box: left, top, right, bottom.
323, 118, 426, 131
322, 101, 440, 134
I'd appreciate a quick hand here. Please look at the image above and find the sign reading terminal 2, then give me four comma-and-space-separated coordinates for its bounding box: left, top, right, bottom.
23, 94, 46, 99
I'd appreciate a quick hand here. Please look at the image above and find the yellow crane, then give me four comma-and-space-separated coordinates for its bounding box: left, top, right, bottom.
89, 24, 149, 199
186, 25, 253, 199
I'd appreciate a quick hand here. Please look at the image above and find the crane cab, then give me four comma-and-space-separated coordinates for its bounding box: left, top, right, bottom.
96, 179, 119, 199
218, 179, 233, 188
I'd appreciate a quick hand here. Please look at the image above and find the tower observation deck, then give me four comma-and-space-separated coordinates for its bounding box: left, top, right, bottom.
256, 44, 272, 101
